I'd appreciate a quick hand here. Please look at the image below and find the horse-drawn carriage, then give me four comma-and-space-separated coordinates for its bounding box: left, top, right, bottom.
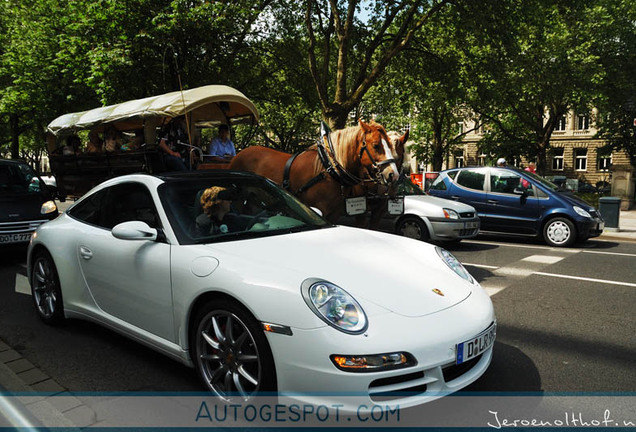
46, 85, 259, 199
48, 84, 408, 227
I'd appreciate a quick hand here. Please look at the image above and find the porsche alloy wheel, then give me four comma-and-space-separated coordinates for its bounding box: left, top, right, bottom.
193, 300, 276, 401
31, 251, 65, 324
543, 217, 576, 247
397, 217, 430, 242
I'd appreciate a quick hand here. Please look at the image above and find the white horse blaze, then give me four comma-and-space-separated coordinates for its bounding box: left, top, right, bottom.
381, 139, 399, 181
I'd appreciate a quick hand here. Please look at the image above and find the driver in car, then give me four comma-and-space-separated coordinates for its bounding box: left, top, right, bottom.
195, 186, 237, 236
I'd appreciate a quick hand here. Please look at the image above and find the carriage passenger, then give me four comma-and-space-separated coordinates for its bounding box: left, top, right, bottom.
208, 124, 236, 161
104, 126, 122, 153
62, 135, 82, 155
121, 129, 144, 152
86, 130, 103, 153
159, 116, 189, 171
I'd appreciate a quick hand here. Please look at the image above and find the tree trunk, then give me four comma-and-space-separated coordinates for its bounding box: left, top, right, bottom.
431, 138, 445, 172
322, 106, 350, 130
10, 114, 20, 159
536, 143, 548, 176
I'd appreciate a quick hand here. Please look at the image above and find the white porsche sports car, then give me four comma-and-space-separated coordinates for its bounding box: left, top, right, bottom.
27, 171, 495, 410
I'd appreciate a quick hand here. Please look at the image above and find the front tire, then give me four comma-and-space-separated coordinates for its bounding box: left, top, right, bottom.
30, 250, 65, 324
192, 298, 276, 401
396, 216, 430, 242
543, 217, 576, 247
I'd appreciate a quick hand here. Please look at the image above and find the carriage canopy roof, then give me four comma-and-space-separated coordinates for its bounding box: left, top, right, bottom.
47, 85, 259, 136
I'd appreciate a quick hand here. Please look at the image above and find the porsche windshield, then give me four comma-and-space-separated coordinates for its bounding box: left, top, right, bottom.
159, 175, 331, 244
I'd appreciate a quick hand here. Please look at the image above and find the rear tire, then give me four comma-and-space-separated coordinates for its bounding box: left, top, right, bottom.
30, 250, 65, 324
543, 217, 576, 247
396, 217, 430, 242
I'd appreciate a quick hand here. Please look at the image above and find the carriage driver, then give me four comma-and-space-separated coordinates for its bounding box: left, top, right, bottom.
208, 124, 236, 162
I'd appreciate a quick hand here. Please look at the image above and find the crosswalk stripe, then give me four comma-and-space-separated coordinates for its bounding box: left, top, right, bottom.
533, 272, 636, 288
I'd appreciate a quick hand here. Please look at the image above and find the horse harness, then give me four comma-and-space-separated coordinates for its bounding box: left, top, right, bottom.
282, 127, 396, 196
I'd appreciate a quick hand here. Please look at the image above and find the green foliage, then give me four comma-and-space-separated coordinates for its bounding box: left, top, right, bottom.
593, 0, 636, 165
0, 0, 633, 173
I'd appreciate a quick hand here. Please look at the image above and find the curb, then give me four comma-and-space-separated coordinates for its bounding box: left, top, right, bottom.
597, 234, 636, 243
0, 338, 98, 429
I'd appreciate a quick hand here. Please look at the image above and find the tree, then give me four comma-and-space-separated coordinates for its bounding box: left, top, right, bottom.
362, 3, 482, 171
592, 0, 636, 166
304, 0, 453, 129
455, 0, 605, 175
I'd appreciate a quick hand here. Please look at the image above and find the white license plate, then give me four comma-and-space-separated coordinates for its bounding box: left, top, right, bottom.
456, 323, 496, 364
0, 233, 32, 244
598, 221, 605, 231
464, 221, 478, 229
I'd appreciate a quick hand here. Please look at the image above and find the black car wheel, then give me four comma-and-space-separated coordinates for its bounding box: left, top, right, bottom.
543, 217, 576, 247
396, 217, 430, 242
192, 298, 276, 401
31, 250, 65, 324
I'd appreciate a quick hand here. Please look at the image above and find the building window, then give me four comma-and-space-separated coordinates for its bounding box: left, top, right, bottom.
552, 148, 564, 171
454, 151, 465, 168
458, 122, 464, 135
575, 148, 587, 171
598, 153, 612, 171
555, 115, 567, 131
577, 113, 590, 130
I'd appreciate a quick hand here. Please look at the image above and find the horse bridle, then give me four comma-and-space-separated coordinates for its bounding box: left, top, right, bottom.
357, 134, 397, 186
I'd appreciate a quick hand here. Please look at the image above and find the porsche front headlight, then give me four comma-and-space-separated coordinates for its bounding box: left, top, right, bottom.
436, 247, 474, 284
301, 280, 367, 334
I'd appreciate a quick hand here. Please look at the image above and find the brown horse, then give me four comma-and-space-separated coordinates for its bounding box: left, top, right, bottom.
229, 120, 400, 222
352, 128, 410, 228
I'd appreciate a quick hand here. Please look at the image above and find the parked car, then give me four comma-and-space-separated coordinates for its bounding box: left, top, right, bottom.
28, 171, 495, 411
0, 159, 59, 246
574, 179, 611, 195
340, 177, 480, 243
428, 166, 604, 247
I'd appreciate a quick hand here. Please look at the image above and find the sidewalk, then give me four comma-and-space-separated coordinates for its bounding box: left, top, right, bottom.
598, 209, 636, 242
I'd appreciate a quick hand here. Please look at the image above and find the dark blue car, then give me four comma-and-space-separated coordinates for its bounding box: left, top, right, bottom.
428, 166, 604, 247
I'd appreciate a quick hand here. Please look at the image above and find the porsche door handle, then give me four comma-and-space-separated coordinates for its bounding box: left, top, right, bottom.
79, 246, 93, 260
487, 199, 498, 204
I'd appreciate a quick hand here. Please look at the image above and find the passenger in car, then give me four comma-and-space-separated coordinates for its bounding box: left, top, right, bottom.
195, 187, 237, 236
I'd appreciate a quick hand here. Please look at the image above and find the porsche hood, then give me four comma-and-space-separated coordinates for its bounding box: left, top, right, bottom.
206, 226, 474, 318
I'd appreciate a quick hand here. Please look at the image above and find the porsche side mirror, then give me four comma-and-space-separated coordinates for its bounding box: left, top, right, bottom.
112, 221, 158, 241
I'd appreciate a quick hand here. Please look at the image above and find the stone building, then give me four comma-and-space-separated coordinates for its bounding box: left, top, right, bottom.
414, 109, 631, 190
